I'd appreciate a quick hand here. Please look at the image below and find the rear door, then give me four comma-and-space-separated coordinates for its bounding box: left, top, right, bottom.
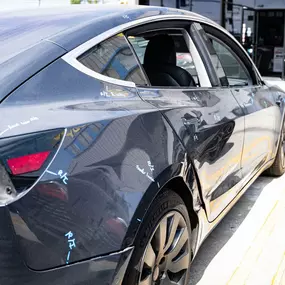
127, 22, 245, 222
201, 24, 280, 183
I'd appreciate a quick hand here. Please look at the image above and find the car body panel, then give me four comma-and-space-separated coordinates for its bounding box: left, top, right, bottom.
0, 41, 66, 102
0, 206, 133, 285
0, 59, 189, 270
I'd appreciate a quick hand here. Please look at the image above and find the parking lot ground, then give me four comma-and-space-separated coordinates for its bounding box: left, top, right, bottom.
189, 174, 285, 285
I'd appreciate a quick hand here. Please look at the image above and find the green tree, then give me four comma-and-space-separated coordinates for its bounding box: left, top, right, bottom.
70, 0, 81, 4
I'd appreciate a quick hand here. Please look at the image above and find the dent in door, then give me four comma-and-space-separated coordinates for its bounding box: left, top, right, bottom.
138, 88, 244, 221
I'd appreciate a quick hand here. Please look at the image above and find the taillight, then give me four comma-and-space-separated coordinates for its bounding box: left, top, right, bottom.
7, 151, 51, 175
0, 129, 64, 195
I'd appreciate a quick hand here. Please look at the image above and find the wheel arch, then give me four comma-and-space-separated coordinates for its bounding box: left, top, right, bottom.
122, 163, 201, 260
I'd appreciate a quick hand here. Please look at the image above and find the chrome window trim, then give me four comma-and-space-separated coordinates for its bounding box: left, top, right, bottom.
62, 13, 261, 87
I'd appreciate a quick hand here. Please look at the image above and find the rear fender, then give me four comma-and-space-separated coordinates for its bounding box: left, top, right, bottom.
122, 161, 201, 259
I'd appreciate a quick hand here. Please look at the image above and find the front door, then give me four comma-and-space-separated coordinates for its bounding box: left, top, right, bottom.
202, 26, 279, 182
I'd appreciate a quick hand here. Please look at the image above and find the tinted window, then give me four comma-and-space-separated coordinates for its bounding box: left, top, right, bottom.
78, 34, 147, 85
209, 36, 252, 87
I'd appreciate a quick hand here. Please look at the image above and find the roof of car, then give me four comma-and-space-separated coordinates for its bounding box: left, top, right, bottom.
0, 6, 120, 65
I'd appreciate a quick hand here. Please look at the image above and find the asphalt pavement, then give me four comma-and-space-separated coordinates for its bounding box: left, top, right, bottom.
189, 175, 285, 285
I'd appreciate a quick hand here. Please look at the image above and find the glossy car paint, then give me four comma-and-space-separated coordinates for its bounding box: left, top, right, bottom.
0, 5, 284, 285
0, 58, 198, 277
138, 87, 245, 222
232, 86, 281, 180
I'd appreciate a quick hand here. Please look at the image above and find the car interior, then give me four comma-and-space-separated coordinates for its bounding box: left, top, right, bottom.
128, 29, 200, 87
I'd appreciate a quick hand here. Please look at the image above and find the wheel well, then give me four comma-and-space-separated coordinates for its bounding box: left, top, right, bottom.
122, 175, 201, 255
164, 177, 198, 230
163, 176, 199, 258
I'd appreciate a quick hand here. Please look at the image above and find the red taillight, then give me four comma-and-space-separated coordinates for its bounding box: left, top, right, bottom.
7, 151, 50, 175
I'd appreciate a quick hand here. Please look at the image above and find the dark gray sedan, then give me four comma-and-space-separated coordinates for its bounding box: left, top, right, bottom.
0, 5, 284, 285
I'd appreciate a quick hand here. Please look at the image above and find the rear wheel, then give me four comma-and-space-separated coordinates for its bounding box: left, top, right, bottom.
123, 190, 192, 285
267, 124, 285, 176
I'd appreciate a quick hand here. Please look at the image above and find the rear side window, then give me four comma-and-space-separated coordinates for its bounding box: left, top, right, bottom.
78, 34, 148, 86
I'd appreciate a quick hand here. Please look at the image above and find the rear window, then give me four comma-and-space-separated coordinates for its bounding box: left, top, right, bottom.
78, 34, 148, 86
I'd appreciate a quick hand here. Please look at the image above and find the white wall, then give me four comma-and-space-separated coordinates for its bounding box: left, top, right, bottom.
192, 1, 220, 23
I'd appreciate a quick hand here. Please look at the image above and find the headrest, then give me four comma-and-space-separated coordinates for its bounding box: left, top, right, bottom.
144, 35, 176, 66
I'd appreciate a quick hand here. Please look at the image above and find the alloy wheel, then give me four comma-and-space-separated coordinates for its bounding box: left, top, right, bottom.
139, 211, 191, 285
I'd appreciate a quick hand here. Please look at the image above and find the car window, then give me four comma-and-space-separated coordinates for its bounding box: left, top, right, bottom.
176, 52, 198, 80
128, 34, 199, 86
77, 34, 148, 86
208, 36, 252, 87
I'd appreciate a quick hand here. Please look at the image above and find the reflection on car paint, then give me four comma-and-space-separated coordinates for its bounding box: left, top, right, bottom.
37, 181, 68, 201
202, 135, 273, 185
65, 120, 111, 158
8, 109, 176, 270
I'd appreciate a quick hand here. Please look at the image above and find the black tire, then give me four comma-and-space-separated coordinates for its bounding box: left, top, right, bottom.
267, 125, 285, 176
123, 190, 192, 285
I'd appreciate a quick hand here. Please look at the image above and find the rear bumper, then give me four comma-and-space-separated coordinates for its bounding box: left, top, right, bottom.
0, 207, 133, 285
